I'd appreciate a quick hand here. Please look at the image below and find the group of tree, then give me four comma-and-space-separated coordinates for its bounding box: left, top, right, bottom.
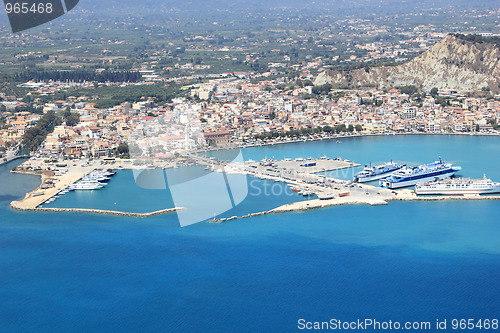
22, 111, 61, 152
311, 83, 332, 96
15, 104, 44, 114
253, 124, 363, 141
62, 109, 80, 127
14, 69, 141, 83
115, 143, 130, 158
487, 119, 500, 130
398, 85, 419, 95
452, 34, 500, 47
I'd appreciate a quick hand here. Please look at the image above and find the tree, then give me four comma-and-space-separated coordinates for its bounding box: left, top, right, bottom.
64, 112, 80, 127
116, 143, 129, 158
399, 85, 418, 95
430, 87, 439, 97
22, 110, 61, 151
355, 124, 363, 132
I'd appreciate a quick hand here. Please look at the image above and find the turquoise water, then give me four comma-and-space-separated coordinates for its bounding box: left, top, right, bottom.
1, 135, 500, 332
43, 168, 304, 217
211, 134, 500, 180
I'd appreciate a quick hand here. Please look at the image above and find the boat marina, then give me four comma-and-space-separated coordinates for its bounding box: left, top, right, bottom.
8, 154, 500, 219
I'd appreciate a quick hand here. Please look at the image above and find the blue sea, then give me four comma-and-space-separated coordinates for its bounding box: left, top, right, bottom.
1, 135, 500, 332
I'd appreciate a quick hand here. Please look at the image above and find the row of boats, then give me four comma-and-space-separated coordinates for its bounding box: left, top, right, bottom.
354, 158, 500, 194
41, 169, 117, 206
69, 169, 116, 191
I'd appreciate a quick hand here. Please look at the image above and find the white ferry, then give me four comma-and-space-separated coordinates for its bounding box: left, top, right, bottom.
380, 158, 461, 189
354, 161, 403, 183
415, 176, 500, 195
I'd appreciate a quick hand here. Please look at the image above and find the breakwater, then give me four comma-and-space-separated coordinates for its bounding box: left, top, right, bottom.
10, 204, 184, 217
211, 193, 500, 224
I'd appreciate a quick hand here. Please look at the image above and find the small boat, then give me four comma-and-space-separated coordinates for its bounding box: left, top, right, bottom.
318, 193, 335, 200
338, 192, 350, 197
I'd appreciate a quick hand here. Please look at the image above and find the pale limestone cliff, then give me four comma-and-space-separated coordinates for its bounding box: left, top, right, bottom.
314, 35, 500, 93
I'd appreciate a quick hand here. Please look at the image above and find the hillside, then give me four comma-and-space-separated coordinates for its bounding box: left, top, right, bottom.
314, 34, 500, 93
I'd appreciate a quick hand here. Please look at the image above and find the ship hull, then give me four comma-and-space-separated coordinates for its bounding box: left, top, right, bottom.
416, 183, 500, 195
381, 169, 458, 189
355, 168, 402, 183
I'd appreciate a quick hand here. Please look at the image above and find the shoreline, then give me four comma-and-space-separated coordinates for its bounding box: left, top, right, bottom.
7, 133, 500, 220
194, 131, 500, 154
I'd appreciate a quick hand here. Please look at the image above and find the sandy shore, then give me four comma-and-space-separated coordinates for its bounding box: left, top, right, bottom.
11, 169, 92, 210
10, 158, 137, 210
9, 158, 184, 218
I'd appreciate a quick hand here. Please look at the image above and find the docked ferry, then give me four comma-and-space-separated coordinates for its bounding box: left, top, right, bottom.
354, 161, 403, 183
379, 158, 461, 189
415, 176, 500, 195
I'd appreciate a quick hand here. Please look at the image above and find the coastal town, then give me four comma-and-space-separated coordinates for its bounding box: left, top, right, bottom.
2, 1, 500, 331
1, 73, 499, 166
1, 8, 499, 218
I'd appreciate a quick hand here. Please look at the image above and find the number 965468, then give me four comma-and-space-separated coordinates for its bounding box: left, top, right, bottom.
5, 2, 53, 14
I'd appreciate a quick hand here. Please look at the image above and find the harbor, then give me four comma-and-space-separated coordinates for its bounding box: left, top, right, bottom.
207, 155, 500, 222
10, 159, 132, 210
9, 150, 500, 220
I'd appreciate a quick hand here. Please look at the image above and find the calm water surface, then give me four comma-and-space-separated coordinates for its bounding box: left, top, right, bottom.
1, 135, 499, 332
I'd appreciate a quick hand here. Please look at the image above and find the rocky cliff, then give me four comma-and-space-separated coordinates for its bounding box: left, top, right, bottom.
314, 34, 500, 93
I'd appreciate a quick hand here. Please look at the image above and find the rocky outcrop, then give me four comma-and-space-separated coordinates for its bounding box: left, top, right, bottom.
314, 34, 500, 93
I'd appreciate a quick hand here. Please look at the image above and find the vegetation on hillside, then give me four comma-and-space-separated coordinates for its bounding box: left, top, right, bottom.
452, 34, 500, 47
14, 70, 141, 83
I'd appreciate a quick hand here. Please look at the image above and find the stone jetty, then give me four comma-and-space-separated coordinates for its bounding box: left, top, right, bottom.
10, 205, 184, 218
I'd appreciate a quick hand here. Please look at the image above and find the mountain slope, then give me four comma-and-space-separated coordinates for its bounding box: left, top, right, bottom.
314, 34, 500, 93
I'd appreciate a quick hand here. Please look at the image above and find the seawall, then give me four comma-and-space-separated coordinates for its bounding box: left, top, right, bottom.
10, 205, 184, 218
